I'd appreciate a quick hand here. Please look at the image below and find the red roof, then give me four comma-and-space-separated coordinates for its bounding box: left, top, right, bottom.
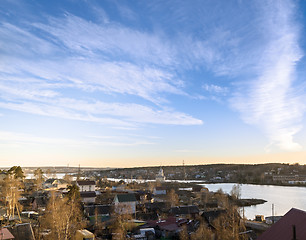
146, 217, 188, 232
258, 208, 306, 240
0, 228, 15, 239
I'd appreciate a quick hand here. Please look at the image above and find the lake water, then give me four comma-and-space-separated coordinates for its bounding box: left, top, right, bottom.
203, 183, 306, 220
26, 173, 69, 179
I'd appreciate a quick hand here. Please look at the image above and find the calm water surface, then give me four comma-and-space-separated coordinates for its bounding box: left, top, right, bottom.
203, 183, 306, 220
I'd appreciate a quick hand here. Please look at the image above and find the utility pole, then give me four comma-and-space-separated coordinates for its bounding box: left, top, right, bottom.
272, 203, 275, 224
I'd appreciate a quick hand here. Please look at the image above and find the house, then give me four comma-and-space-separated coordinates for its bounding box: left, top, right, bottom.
153, 187, 167, 195
0, 228, 14, 240
84, 205, 111, 224
135, 191, 152, 203
6, 223, 35, 240
170, 205, 200, 218
31, 197, 48, 211
76, 180, 96, 192
144, 217, 195, 239
84, 204, 111, 217
80, 191, 96, 204
43, 178, 68, 190
114, 193, 137, 215
144, 202, 171, 214
258, 208, 306, 240
75, 229, 94, 240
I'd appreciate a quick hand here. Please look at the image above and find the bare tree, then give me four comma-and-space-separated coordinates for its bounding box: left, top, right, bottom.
167, 189, 179, 207
1, 170, 23, 222
41, 190, 84, 240
34, 168, 44, 190
212, 205, 247, 240
111, 205, 136, 240
179, 225, 189, 240
230, 184, 241, 200
190, 222, 214, 240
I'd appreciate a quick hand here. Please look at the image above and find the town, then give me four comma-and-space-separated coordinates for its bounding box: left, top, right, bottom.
0, 164, 305, 239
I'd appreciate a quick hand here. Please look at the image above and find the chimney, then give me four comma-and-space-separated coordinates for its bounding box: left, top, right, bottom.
292, 225, 297, 240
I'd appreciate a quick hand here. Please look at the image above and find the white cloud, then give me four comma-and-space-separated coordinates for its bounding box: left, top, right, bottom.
0, 16, 204, 126
32, 14, 176, 67
0, 74, 202, 126
231, 0, 305, 151
203, 84, 228, 95
0, 101, 131, 126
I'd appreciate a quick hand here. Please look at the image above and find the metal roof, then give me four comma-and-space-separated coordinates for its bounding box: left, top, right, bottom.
116, 193, 137, 202
258, 208, 306, 240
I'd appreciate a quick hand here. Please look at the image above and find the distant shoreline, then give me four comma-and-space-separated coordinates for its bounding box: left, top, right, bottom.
106, 177, 306, 188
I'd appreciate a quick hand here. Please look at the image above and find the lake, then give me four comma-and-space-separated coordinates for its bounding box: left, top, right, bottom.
203, 183, 306, 220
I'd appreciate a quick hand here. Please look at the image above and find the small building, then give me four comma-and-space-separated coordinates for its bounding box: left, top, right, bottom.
144, 202, 171, 214
84, 205, 111, 224
31, 196, 48, 211
169, 205, 200, 218
76, 180, 96, 192
6, 223, 35, 240
80, 191, 96, 204
43, 178, 68, 190
255, 215, 264, 222
265, 215, 282, 224
145, 217, 192, 239
75, 229, 94, 240
153, 187, 167, 195
114, 193, 137, 215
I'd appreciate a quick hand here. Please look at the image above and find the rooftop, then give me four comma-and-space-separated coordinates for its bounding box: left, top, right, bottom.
77, 180, 96, 186
258, 208, 306, 240
116, 193, 137, 202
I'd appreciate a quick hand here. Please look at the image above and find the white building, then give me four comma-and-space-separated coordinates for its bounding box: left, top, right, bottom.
114, 193, 137, 215
156, 168, 166, 182
77, 180, 96, 204
76, 180, 96, 192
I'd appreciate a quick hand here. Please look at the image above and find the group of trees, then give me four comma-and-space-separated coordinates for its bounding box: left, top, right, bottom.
37, 186, 84, 240
0, 166, 25, 222
0, 166, 85, 240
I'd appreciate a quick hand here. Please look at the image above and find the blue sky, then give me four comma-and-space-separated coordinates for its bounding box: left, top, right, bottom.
1, 0, 306, 167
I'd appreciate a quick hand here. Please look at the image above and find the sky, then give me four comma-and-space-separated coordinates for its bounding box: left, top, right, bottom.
1, 0, 306, 167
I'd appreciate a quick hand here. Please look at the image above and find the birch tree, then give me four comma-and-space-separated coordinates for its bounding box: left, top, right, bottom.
41, 189, 84, 240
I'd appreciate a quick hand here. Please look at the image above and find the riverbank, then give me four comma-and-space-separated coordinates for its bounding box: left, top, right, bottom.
236, 198, 267, 207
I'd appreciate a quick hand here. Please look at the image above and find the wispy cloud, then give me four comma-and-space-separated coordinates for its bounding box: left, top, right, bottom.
2, 0, 305, 154
203, 84, 228, 95
0, 13, 203, 126
32, 14, 176, 67
231, 0, 305, 151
